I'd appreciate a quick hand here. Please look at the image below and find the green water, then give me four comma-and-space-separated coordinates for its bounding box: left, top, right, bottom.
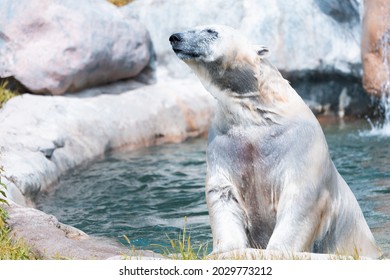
36, 119, 390, 254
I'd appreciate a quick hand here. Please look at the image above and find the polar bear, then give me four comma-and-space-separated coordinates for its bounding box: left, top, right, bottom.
169, 25, 380, 258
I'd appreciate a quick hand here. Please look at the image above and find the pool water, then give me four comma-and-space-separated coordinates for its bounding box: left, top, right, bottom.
37, 137, 211, 252
36, 119, 390, 255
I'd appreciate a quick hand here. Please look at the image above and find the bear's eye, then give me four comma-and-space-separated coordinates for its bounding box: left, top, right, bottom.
205, 29, 218, 38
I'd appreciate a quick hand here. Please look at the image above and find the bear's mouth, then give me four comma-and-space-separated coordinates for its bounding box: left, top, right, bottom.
172, 48, 201, 60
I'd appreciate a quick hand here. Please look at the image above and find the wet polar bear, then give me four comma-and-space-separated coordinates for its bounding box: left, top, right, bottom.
169, 25, 380, 258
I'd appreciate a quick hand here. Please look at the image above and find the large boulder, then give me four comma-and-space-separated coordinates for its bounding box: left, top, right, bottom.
0, 0, 154, 95
362, 0, 390, 96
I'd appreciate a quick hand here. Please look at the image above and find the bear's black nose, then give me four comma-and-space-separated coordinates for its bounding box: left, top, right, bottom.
169, 33, 182, 44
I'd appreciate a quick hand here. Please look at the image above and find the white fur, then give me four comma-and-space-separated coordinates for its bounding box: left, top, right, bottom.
206, 167, 248, 252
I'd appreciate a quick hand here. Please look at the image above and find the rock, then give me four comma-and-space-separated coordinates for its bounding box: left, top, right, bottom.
0, 75, 214, 205
314, 0, 360, 24
362, 0, 390, 96
5, 203, 165, 259
0, 0, 155, 95
290, 74, 372, 117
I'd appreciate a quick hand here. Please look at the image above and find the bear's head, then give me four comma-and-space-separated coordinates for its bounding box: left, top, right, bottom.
169, 25, 268, 64
169, 25, 269, 97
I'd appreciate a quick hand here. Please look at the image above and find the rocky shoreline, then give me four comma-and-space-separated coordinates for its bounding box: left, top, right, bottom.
0, 75, 215, 259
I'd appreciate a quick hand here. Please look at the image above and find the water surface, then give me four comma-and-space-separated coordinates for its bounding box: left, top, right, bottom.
36, 119, 390, 254
37, 138, 210, 251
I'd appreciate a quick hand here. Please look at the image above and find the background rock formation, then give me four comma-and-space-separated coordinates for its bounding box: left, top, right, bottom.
0, 0, 155, 95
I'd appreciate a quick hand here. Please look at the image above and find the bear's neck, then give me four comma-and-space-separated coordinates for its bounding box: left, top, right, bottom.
212, 60, 302, 126
190, 58, 310, 127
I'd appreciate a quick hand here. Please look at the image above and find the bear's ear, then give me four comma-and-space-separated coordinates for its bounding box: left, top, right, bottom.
255, 45, 269, 58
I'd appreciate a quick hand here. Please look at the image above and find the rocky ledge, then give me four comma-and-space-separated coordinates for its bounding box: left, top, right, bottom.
5, 202, 165, 260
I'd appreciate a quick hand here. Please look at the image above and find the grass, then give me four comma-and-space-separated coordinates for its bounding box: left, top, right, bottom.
0, 167, 38, 260
121, 216, 370, 260
0, 80, 19, 109
123, 217, 211, 260
160, 217, 210, 260
107, 0, 134, 7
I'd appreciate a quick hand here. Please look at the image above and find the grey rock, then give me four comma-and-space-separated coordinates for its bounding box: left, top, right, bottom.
314, 0, 360, 24
289, 74, 372, 117
0, 0, 154, 95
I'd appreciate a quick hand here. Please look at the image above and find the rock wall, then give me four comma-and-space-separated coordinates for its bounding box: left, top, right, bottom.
362, 0, 390, 96
0, 0, 155, 95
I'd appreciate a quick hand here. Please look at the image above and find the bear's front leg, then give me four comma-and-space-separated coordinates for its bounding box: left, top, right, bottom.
206, 175, 249, 253
266, 182, 328, 253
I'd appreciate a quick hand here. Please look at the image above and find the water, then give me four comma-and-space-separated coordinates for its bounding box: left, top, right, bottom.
36, 120, 390, 255
36, 138, 211, 252
363, 95, 390, 137
363, 29, 390, 136
322, 119, 390, 254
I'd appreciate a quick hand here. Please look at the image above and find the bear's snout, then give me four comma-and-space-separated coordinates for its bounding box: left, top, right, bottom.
169, 33, 183, 44
169, 33, 185, 55
169, 32, 200, 59
169, 30, 208, 60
